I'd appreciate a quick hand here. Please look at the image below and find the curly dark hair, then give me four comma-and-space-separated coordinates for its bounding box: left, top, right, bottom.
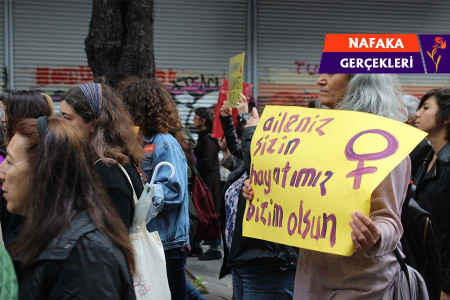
419, 88, 450, 140
117, 77, 195, 165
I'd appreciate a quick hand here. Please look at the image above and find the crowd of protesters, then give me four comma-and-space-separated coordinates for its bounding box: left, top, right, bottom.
0, 73, 448, 300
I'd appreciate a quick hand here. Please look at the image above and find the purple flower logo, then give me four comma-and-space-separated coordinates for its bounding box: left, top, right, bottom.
426, 36, 447, 73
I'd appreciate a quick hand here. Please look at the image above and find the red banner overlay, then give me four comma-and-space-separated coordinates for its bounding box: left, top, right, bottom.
322, 34, 421, 53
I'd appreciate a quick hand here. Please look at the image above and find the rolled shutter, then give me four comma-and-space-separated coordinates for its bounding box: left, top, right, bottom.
13, 0, 92, 95
154, 0, 247, 129
257, 0, 450, 107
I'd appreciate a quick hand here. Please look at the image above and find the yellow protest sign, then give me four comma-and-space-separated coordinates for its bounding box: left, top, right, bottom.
228, 52, 245, 108
242, 105, 427, 256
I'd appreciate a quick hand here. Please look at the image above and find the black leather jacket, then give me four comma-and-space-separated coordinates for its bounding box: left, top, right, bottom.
415, 142, 450, 292
219, 114, 244, 160
14, 212, 136, 299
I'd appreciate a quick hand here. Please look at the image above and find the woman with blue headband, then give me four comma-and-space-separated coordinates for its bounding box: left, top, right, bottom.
60, 81, 144, 229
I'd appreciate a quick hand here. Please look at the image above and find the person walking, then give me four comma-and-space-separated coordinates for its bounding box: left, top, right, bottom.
193, 107, 222, 260
413, 88, 450, 300
0, 117, 136, 299
60, 81, 144, 230
243, 74, 415, 299
118, 77, 193, 300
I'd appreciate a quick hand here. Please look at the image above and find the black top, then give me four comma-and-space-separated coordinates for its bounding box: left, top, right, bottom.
14, 211, 136, 299
0, 149, 23, 247
194, 130, 222, 212
415, 142, 450, 292
95, 160, 144, 229
416, 162, 436, 214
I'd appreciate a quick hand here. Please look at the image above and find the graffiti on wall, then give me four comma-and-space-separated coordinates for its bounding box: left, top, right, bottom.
34, 66, 222, 128
294, 61, 319, 76
33, 65, 429, 127
155, 68, 222, 127
36, 66, 93, 86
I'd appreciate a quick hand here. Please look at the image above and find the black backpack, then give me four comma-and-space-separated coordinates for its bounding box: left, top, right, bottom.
400, 157, 442, 300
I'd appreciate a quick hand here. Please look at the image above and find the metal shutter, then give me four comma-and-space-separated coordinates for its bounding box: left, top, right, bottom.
257, 0, 450, 107
13, 0, 92, 95
154, 0, 248, 129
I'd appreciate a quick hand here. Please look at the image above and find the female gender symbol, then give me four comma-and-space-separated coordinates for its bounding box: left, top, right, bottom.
345, 129, 398, 190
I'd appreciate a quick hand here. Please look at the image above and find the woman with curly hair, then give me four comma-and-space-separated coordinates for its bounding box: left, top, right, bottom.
60, 80, 144, 230
118, 77, 191, 300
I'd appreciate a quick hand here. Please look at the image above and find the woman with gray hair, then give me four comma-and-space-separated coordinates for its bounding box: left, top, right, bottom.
244, 74, 417, 299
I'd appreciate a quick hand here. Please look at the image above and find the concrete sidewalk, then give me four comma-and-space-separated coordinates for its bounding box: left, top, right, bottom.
186, 251, 233, 300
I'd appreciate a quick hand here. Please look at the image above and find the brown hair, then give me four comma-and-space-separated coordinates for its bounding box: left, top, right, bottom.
9, 117, 135, 273
61, 80, 143, 165
4, 90, 53, 140
117, 77, 195, 165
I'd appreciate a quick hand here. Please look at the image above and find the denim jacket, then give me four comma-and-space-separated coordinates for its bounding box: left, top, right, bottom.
142, 133, 190, 250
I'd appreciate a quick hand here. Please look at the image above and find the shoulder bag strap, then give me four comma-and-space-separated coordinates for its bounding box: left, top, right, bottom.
94, 158, 139, 206
394, 247, 411, 292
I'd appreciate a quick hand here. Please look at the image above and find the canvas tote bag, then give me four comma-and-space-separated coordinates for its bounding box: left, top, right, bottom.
115, 161, 174, 299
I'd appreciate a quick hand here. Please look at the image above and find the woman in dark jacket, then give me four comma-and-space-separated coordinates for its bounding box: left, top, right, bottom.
60, 81, 144, 229
0, 117, 135, 299
414, 88, 450, 300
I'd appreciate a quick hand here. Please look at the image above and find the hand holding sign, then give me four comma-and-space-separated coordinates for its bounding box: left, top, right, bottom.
211, 79, 253, 139
236, 93, 249, 114
242, 179, 253, 200
243, 105, 427, 256
350, 211, 380, 252
220, 100, 232, 117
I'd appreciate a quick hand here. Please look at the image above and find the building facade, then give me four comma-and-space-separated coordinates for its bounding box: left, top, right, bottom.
2, 0, 450, 127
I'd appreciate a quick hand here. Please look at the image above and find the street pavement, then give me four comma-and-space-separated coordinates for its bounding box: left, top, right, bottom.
186, 247, 233, 300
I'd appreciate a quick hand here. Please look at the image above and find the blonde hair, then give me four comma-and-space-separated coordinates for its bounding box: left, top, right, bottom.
41, 93, 55, 116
